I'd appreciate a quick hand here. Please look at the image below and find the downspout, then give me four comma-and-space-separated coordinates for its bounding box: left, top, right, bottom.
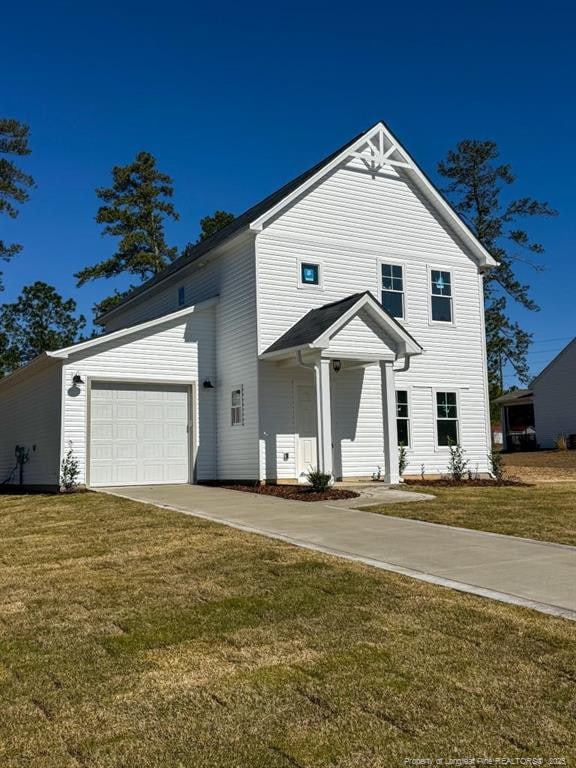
393, 354, 411, 373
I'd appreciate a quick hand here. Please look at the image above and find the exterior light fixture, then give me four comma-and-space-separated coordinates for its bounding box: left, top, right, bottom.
203, 379, 215, 389
332, 359, 342, 373
72, 373, 85, 385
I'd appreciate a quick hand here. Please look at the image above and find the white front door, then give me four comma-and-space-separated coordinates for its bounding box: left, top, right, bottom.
89, 381, 190, 487
295, 384, 318, 483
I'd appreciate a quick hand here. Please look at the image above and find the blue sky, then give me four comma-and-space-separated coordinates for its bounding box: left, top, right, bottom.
2, 0, 575, 385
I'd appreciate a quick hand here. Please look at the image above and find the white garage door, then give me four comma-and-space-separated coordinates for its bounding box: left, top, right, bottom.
89, 382, 190, 487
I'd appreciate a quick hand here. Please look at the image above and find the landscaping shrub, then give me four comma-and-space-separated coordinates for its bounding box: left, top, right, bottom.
306, 468, 332, 492
447, 441, 469, 481
554, 434, 568, 451
488, 447, 505, 482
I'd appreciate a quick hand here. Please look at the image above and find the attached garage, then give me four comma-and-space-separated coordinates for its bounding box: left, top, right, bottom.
0, 300, 217, 491
89, 382, 191, 487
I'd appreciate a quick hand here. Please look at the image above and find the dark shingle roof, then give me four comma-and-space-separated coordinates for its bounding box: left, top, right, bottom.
264, 293, 367, 354
97, 128, 368, 323
492, 388, 533, 406
263, 291, 422, 355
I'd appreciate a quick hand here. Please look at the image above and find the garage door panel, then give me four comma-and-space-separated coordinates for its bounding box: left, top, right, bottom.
89, 382, 190, 486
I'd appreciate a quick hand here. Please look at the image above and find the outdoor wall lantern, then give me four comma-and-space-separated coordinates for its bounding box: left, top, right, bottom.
203, 379, 215, 389
72, 373, 85, 385
332, 359, 342, 373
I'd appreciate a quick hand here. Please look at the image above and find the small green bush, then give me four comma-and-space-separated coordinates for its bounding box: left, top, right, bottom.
306, 468, 332, 492
60, 446, 80, 491
398, 445, 407, 477
447, 440, 469, 482
488, 447, 504, 482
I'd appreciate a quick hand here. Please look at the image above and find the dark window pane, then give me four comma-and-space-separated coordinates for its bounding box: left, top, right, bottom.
396, 390, 408, 404
446, 392, 456, 405
301, 263, 319, 285
437, 419, 458, 446
432, 295, 452, 322
391, 277, 403, 291
397, 419, 409, 446
382, 290, 403, 318
392, 264, 402, 278
431, 270, 451, 296
383, 275, 393, 290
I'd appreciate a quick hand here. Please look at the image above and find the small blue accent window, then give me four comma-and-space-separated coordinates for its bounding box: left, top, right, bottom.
301, 262, 320, 286
178, 286, 185, 307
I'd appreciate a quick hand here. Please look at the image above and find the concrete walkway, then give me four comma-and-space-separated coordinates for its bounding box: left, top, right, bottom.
100, 484, 576, 622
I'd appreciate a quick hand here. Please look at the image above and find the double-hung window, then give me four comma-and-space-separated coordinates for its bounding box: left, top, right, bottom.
381, 263, 404, 318
231, 386, 244, 426
430, 269, 453, 323
436, 391, 458, 446
396, 390, 410, 447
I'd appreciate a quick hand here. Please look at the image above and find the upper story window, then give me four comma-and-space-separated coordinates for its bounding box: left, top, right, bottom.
436, 391, 458, 446
381, 263, 404, 318
430, 269, 453, 323
231, 386, 244, 426
300, 262, 320, 286
178, 286, 186, 307
396, 390, 410, 447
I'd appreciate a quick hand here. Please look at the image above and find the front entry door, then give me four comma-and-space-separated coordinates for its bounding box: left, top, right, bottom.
295, 385, 318, 483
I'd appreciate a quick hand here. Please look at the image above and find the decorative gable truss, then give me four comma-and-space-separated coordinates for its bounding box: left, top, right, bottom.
250, 121, 498, 270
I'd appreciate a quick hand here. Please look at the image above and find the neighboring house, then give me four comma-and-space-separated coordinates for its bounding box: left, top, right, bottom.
531, 337, 576, 449
493, 389, 536, 452
0, 121, 496, 491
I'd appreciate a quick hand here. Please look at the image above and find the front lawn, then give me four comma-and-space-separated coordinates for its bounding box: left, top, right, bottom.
1, 492, 576, 766
364, 482, 576, 546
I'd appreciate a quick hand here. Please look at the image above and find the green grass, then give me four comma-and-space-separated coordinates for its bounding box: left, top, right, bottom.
1, 492, 576, 766
364, 482, 576, 546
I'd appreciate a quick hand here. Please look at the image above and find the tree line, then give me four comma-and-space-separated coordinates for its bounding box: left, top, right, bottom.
0, 117, 556, 405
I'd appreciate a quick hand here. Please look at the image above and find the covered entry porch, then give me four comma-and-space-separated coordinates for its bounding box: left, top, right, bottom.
259, 292, 422, 484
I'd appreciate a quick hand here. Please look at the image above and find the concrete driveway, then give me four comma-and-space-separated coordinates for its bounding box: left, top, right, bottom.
100, 483, 576, 621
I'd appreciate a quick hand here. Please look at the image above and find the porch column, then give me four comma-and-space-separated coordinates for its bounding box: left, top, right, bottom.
380, 360, 399, 484
314, 357, 333, 478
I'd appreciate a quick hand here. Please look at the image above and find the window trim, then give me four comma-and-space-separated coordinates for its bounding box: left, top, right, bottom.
297, 258, 324, 290
395, 388, 411, 448
434, 388, 460, 449
428, 265, 455, 326
377, 257, 407, 321
231, 385, 244, 427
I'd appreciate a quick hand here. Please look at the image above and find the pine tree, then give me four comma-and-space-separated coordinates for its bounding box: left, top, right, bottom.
0, 119, 35, 291
197, 210, 235, 242
438, 140, 556, 399
0, 282, 85, 376
76, 152, 179, 298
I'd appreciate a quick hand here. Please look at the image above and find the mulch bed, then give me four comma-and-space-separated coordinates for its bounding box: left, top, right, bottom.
403, 478, 530, 488
222, 484, 360, 502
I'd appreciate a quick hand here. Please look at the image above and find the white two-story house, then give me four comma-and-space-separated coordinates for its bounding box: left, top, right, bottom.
0, 121, 496, 491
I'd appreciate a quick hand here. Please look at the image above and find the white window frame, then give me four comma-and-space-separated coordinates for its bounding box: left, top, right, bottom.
434, 389, 460, 449
428, 265, 455, 326
231, 385, 244, 427
395, 388, 411, 448
178, 286, 186, 307
297, 258, 324, 290
380, 259, 406, 320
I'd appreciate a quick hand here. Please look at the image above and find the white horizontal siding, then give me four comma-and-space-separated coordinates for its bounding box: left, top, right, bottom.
328, 312, 395, 358
257, 160, 491, 477
533, 341, 576, 449
0, 363, 63, 487
101, 232, 259, 481
62, 308, 216, 484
